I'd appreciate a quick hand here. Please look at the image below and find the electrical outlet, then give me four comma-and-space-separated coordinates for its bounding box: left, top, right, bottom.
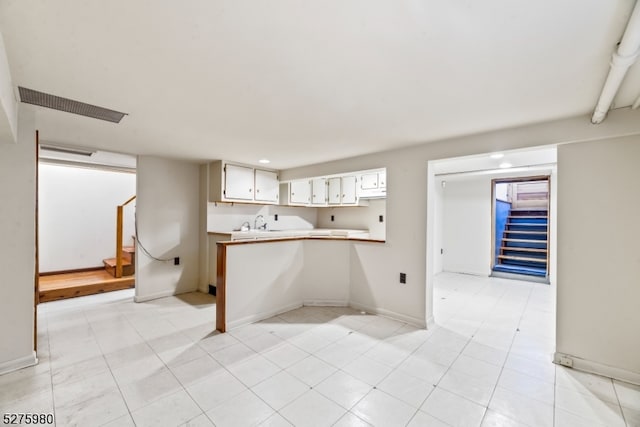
174, 257, 180, 266
558, 355, 573, 368
274, 214, 278, 221
208, 284, 216, 296
440, 248, 444, 254
399, 273, 406, 284
331, 215, 335, 222
379, 215, 384, 223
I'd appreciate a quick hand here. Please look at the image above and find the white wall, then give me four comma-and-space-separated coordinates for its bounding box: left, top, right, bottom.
135, 156, 200, 301
556, 136, 640, 382
207, 203, 317, 232
302, 241, 350, 305
442, 177, 492, 276
0, 107, 36, 374
38, 164, 136, 272
496, 183, 509, 202
0, 30, 17, 143
198, 164, 210, 293
432, 179, 444, 274
224, 239, 364, 329
317, 199, 386, 240
225, 241, 305, 329
281, 109, 639, 333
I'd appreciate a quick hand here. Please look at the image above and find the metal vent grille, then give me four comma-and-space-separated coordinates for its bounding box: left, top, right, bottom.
18, 87, 127, 123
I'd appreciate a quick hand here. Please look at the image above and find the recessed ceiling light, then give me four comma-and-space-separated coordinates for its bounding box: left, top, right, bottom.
258, 159, 270, 164
499, 162, 513, 169
490, 153, 504, 159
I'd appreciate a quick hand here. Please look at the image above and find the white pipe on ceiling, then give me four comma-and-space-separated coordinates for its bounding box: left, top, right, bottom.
592, 1, 640, 124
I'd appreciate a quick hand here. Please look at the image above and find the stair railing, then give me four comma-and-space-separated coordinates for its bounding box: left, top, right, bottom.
116, 195, 136, 278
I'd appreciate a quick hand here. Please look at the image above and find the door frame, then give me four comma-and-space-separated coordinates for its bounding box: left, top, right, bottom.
490, 175, 551, 276
34, 130, 39, 351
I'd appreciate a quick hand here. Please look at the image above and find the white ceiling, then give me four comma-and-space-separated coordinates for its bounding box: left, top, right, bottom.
0, 1, 638, 169
432, 146, 557, 176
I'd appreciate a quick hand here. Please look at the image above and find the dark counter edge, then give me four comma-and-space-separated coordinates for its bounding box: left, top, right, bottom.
211, 235, 386, 245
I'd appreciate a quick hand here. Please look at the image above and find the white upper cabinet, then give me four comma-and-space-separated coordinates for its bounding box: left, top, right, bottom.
290, 179, 311, 205
358, 169, 386, 199
311, 178, 327, 205
327, 177, 342, 205
209, 161, 279, 205
360, 173, 379, 190
224, 164, 254, 200
341, 175, 357, 204
283, 168, 384, 207
255, 169, 279, 202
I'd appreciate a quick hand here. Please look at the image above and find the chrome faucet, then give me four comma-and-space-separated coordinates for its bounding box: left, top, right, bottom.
254, 215, 267, 230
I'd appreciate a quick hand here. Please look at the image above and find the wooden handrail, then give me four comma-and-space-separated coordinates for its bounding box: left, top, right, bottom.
122, 195, 136, 206
115, 195, 135, 278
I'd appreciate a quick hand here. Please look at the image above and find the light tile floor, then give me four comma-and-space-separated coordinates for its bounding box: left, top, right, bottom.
1, 273, 639, 426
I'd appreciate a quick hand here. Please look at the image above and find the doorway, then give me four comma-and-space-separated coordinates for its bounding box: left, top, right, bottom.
491, 177, 550, 282
37, 145, 137, 302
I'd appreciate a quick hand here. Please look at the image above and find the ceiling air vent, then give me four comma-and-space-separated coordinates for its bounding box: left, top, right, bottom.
18, 87, 127, 123
39, 144, 95, 157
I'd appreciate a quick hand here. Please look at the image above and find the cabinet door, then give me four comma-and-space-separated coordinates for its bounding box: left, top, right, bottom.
327, 177, 341, 205
290, 180, 311, 205
341, 175, 357, 204
378, 171, 386, 189
361, 173, 379, 190
254, 169, 279, 202
224, 164, 254, 200
311, 178, 327, 205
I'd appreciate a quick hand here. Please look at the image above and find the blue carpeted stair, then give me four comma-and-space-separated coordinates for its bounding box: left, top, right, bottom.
493, 208, 548, 277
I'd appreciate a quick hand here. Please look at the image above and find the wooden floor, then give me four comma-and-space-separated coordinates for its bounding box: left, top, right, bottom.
39, 269, 135, 303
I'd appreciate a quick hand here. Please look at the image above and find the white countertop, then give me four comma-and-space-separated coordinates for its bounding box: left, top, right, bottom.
208, 228, 370, 240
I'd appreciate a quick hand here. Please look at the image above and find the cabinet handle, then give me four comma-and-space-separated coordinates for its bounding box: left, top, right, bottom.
249, 189, 252, 192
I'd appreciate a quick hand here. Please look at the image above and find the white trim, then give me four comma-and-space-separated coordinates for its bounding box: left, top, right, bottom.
226, 302, 303, 331
554, 352, 640, 386
0, 352, 38, 376
426, 316, 436, 329
349, 302, 426, 328
303, 299, 349, 307
134, 289, 176, 303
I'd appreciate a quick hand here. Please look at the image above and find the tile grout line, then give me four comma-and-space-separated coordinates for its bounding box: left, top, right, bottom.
553, 358, 557, 427
611, 379, 628, 427
478, 282, 536, 426
83, 306, 136, 425
43, 311, 58, 427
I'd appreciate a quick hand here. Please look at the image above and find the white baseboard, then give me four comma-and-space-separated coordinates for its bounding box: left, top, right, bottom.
349, 302, 426, 328
134, 289, 176, 303
303, 299, 349, 307
226, 302, 303, 331
426, 316, 436, 329
554, 352, 640, 386
0, 352, 38, 376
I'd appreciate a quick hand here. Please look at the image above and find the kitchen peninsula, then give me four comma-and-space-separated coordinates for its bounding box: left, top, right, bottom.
213, 232, 385, 332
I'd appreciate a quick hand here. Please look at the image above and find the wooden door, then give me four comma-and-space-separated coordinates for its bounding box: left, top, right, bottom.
34, 130, 39, 351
